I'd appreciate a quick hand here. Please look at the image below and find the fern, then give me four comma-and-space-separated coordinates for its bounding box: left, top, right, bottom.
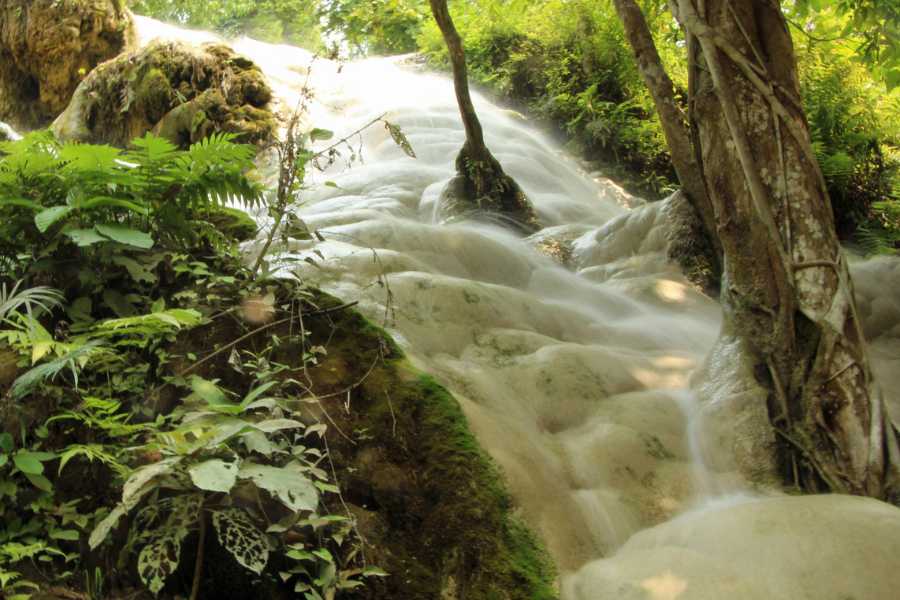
0, 131, 264, 282
854, 223, 899, 255
9, 340, 103, 400
0, 281, 64, 321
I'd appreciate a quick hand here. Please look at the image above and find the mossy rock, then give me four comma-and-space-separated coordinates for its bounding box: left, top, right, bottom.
205, 206, 258, 242
662, 191, 720, 296
439, 142, 541, 234
0, 0, 135, 130
52, 40, 276, 148
168, 290, 558, 599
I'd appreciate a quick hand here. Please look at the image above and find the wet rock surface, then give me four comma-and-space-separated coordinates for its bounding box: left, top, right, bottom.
565, 494, 900, 600
0, 0, 134, 130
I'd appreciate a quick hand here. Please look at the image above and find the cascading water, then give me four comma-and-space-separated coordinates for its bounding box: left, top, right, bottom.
135, 17, 900, 599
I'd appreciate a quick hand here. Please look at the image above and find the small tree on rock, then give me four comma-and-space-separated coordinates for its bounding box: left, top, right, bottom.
428, 0, 539, 233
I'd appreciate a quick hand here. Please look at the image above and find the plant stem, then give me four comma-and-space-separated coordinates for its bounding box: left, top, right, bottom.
189, 510, 207, 600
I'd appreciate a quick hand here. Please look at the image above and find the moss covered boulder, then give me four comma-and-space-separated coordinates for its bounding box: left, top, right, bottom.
439, 143, 541, 234
0, 0, 134, 130
52, 40, 276, 148
168, 290, 558, 599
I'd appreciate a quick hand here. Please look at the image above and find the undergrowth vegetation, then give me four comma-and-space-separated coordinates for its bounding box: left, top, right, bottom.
416, 1, 900, 251
0, 131, 386, 599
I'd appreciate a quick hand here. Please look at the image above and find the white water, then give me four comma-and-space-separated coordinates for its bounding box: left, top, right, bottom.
135, 17, 900, 598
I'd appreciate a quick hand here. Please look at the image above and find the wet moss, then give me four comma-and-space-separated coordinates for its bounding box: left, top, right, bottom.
149, 286, 557, 599
53, 40, 276, 148
135, 67, 174, 123
303, 301, 558, 599
205, 206, 258, 242
0, 0, 134, 130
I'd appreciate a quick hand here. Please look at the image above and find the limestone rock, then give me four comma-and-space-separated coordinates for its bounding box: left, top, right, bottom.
690, 334, 781, 490
53, 40, 276, 148
565, 494, 900, 600
0, 0, 134, 130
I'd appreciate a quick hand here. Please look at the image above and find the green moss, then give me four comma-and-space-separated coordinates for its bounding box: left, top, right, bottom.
205, 206, 257, 241
409, 372, 558, 599
135, 67, 173, 123
171, 287, 557, 598
304, 302, 557, 599
58, 40, 276, 148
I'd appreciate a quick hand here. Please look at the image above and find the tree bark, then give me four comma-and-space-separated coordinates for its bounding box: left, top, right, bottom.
428, 0, 539, 232
428, 0, 488, 162
611, 0, 717, 243
666, 0, 900, 500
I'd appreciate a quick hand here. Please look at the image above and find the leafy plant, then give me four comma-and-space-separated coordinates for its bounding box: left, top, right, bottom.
0, 132, 262, 281
89, 345, 380, 598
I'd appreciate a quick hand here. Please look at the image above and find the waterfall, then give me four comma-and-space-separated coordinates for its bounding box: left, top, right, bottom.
134, 16, 900, 599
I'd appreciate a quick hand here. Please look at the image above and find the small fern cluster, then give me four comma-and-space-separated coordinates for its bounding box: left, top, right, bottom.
0, 131, 262, 279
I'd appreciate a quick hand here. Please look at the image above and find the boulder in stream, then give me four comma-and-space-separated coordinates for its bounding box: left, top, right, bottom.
0, 0, 135, 130
565, 494, 900, 599
439, 145, 542, 234
53, 40, 276, 147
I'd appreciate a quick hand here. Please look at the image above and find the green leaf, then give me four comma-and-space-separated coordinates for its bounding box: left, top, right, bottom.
0, 197, 40, 210
188, 459, 239, 493
309, 128, 334, 141
285, 548, 316, 561
94, 224, 154, 249
24, 473, 53, 492
312, 548, 333, 563
35, 206, 73, 232
240, 381, 279, 409
79, 196, 149, 215
138, 532, 183, 594
122, 457, 182, 508
238, 462, 318, 512
0, 432, 12, 452
10, 341, 102, 400
13, 451, 49, 475
102, 289, 136, 318
89, 505, 127, 550
111, 255, 159, 284
49, 529, 80, 541
212, 508, 269, 575
66, 228, 107, 247
253, 419, 305, 433
59, 143, 122, 170
241, 430, 275, 456
190, 376, 228, 407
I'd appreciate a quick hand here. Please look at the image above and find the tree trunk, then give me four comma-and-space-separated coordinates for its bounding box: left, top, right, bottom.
428, 0, 539, 233
613, 0, 721, 294
611, 0, 715, 239
667, 0, 900, 500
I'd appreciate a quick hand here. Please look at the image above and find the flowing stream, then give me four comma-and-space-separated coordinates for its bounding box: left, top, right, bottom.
135, 17, 900, 599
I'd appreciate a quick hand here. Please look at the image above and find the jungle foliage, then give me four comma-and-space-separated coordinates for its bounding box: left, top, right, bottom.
130, 0, 323, 46
229, 0, 898, 251
0, 132, 385, 599
416, 1, 900, 250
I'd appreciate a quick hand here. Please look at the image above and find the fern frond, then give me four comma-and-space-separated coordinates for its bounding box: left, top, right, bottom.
0, 281, 64, 321
9, 340, 103, 400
